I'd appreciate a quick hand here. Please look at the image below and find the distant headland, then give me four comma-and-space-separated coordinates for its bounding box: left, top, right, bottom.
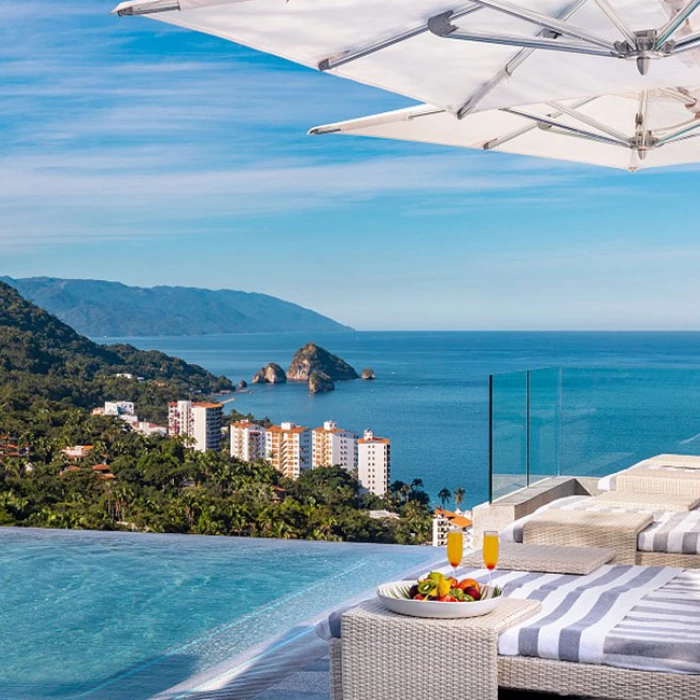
0, 276, 353, 337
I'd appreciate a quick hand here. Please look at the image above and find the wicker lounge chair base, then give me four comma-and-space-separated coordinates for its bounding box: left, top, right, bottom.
522, 510, 652, 565
499, 656, 700, 699
330, 621, 700, 700
638, 551, 700, 568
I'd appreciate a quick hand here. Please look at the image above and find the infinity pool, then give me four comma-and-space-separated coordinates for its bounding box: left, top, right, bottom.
0, 528, 439, 700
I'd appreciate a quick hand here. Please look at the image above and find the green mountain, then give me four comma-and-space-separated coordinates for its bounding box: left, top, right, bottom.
0, 277, 352, 337
0, 280, 232, 422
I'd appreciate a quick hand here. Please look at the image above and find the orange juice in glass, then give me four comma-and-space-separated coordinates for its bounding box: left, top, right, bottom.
483, 531, 499, 584
446, 529, 463, 579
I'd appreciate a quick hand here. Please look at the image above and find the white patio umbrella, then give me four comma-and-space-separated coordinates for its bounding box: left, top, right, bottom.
112, 0, 700, 117
309, 87, 700, 170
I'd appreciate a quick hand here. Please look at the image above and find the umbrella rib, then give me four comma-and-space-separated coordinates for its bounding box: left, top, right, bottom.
467, 0, 617, 52
484, 96, 597, 149
457, 0, 590, 118
669, 29, 700, 53
657, 87, 698, 107
656, 0, 700, 46
317, 4, 483, 71
654, 119, 700, 146
114, 0, 179, 15
436, 28, 616, 56
544, 100, 631, 143
502, 107, 632, 147
309, 106, 446, 136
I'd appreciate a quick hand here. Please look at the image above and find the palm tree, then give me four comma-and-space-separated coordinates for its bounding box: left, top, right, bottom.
454, 487, 466, 507
437, 488, 452, 507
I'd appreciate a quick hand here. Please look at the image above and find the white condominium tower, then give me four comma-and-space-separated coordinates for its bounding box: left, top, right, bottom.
265, 422, 311, 480
168, 400, 223, 452
357, 430, 391, 497
312, 421, 357, 470
230, 419, 267, 462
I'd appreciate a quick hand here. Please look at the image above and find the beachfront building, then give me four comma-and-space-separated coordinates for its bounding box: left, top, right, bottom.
62, 445, 94, 460
357, 430, 391, 497
104, 401, 135, 417
168, 400, 223, 452
133, 421, 167, 437
432, 508, 473, 548
265, 422, 311, 480
311, 421, 357, 470
230, 420, 267, 462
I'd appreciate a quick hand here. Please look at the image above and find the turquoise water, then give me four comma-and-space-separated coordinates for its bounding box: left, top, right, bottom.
0, 528, 438, 700
106, 331, 700, 507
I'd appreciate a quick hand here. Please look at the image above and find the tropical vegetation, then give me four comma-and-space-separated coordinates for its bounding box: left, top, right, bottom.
0, 281, 433, 544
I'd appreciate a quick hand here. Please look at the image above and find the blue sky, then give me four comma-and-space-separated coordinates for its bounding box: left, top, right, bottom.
2, 1, 700, 330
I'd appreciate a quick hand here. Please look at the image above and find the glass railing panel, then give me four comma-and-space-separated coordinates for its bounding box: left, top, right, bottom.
490, 371, 528, 501
528, 366, 561, 485
559, 367, 700, 479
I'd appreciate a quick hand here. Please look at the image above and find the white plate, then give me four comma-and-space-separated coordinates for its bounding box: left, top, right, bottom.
377, 581, 503, 619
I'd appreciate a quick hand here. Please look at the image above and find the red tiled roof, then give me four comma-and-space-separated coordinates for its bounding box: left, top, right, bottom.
268, 424, 308, 434
435, 508, 472, 529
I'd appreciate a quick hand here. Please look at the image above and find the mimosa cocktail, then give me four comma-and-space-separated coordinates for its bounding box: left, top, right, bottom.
446, 529, 463, 579
483, 530, 499, 584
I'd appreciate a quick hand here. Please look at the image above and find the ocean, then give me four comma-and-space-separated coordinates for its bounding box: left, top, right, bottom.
102, 331, 700, 508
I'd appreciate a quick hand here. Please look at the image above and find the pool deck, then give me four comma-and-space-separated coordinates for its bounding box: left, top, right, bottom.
173, 635, 580, 700
246, 649, 583, 700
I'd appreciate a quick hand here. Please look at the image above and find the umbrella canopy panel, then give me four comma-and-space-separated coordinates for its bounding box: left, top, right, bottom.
309, 88, 700, 170
113, 0, 700, 116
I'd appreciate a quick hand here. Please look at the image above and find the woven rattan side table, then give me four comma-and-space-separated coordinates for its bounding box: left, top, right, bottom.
463, 542, 615, 575
338, 597, 541, 700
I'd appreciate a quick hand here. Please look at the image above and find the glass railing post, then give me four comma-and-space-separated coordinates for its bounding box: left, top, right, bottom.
526, 370, 531, 487
489, 374, 494, 503
556, 366, 563, 477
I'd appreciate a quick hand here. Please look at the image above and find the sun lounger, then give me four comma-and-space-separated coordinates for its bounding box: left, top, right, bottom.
522, 510, 652, 565
501, 495, 700, 568
645, 453, 700, 469
593, 490, 700, 512
599, 454, 700, 493
614, 467, 700, 498
328, 565, 700, 700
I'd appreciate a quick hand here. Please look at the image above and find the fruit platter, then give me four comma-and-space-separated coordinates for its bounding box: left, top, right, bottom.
377, 571, 503, 619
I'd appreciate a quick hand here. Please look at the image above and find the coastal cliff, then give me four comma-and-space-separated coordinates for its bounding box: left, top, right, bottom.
287, 343, 359, 381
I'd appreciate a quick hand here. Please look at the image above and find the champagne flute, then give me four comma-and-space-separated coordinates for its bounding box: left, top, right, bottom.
483, 530, 499, 587
446, 528, 463, 581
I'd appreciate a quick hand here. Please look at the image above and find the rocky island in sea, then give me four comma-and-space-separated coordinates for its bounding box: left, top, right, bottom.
252, 363, 287, 384
288, 342, 359, 382
250, 343, 360, 393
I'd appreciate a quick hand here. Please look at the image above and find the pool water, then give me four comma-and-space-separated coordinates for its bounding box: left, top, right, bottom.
0, 528, 439, 700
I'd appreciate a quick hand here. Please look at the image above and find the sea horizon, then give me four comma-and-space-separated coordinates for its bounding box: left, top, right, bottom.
98, 330, 700, 509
